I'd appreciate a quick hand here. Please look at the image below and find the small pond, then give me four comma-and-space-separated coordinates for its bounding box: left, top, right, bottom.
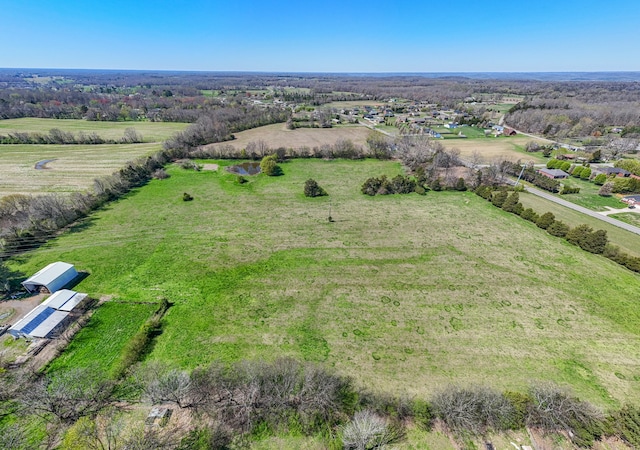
35, 159, 56, 170
227, 162, 261, 176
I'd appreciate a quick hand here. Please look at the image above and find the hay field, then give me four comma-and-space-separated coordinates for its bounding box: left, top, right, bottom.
205, 123, 372, 150
0, 143, 162, 197
0, 118, 189, 197
441, 135, 549, 164
0, 118, 188, 142
13, 159, 640, 407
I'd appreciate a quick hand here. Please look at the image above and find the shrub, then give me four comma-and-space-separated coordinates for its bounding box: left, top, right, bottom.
536, 212, 555, 230
609, 405, 640, 448
580, 167, 591, 180
527, 384, 604, 447
491, 190, 508, 208
152, 168, 170, 180
432, 386, 516, 435
454, 177, 467, 191
501, 192, 521, 213
260, 154, 282, 176
546, 220, 570, 238
304, 179, 328, 197
571, 166, 584, 178
183, 192, 194, 201
560, 186, 580, 194
520, 208, 539, 223
236, 175, 248, 184
598, 181, 614, 196
560, 161, 571, 172
593, 173, 607, 185
341, 410, 405, 450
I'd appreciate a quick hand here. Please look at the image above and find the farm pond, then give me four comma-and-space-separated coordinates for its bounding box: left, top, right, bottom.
227, 162, 261, 175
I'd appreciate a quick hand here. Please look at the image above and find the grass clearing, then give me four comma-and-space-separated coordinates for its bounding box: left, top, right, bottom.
0, 118, 188, 142
10, 159, 640, 407
46, 301, 158, 375
559, 177, 627, 211
609, 212, 640, 227
519, 192, 640, 257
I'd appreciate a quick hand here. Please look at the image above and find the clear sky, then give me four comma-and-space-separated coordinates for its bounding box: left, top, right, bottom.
2, 0, 639, 72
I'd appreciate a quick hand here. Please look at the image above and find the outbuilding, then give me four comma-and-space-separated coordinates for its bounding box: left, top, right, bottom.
21, 262, 78, 294
8, 289, 88, 339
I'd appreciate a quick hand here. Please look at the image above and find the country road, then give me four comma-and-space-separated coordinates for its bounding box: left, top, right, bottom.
523, 186, 640, 235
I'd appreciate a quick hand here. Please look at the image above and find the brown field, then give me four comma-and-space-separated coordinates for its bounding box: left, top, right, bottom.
441, 136, 549, 164
205, 123, 373, 151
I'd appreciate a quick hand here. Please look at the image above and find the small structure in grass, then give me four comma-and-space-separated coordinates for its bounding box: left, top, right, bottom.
182, 193, 193, 201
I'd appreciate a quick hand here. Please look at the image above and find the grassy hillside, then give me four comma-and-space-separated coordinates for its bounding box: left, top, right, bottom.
11, 159, 640, 407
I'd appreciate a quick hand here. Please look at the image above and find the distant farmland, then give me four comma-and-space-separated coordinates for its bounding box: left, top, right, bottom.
0, 118, 188, 197
204, 123, 372, 151
14, 159, 640, 407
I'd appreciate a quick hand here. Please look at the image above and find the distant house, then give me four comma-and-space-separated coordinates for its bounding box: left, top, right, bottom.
597, 167, 631, 177
622, 195, 640, 205
8, 289, 89, 339
444, 122, 458, 129
22, 262, 78, 294
538, 168, 569, 179
503, 127, 517, 136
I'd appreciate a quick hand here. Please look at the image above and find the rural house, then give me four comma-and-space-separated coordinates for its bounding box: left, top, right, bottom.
21, 261, 78, 294
538, 168, 569, 179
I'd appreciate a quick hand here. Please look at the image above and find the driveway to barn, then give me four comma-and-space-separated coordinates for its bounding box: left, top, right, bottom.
524, 186, 640, 235
0, 294, 46, 325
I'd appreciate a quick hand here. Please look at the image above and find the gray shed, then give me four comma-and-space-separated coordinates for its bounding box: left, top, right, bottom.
22, 262, 78, 294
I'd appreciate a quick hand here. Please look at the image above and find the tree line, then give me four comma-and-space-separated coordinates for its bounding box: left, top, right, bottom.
2, 356, 640, 449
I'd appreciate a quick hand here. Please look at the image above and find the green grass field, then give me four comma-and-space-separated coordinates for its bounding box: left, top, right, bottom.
559, 177, 627, 211
10, 159, 640, 407
0, 118, 188, 142
609, 212, 640, 227
518, 192, 640, 257
46, 302, 158, 375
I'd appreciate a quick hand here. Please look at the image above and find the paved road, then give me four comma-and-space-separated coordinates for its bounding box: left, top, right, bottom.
523, 186, 640, 235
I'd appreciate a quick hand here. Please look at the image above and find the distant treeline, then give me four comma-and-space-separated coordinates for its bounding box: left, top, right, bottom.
0, 127, 142, 145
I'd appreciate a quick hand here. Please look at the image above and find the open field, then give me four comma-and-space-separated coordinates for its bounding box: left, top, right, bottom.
9, 159, 640, 407
440, 135, 549, 164
0, 118, 188, 142
205, 123, 372, 150
0, 118, 189, 197
323, 100, 387, 108
0, 142, 163, 197
519, 192, 640, 257
46, 301, 158, 376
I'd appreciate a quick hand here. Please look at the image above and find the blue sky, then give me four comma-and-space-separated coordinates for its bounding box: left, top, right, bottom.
1, 0, 639, 72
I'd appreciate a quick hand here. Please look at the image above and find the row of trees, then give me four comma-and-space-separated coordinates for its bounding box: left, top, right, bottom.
4, 357, 640, 449
0, 127, 143, 145
501, 161, 561, 192
475, 186, 640, 273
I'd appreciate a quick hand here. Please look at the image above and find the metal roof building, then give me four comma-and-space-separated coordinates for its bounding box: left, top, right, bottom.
21, 262, 78, 294
8, 289, 88, 339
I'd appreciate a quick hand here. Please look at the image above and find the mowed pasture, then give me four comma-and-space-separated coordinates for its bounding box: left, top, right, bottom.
11, 159, 640, 407
204, 123, 372, 150
0, 119, 189, 197
0, 118, 188, 142
519, 192, 640, 258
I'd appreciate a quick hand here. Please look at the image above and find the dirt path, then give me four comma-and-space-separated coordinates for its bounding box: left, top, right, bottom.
0, 294, 46, 324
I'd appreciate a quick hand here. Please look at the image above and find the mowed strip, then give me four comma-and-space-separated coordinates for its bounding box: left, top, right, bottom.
0, 143, 163, 196
15, 159, 640, 407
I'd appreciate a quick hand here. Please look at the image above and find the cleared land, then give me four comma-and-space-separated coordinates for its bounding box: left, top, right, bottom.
440, 135, 549, 164
0, 118, 188, 142
0, 119, 189, 197
11, 159, 640, 407
205, 123, 372, 150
